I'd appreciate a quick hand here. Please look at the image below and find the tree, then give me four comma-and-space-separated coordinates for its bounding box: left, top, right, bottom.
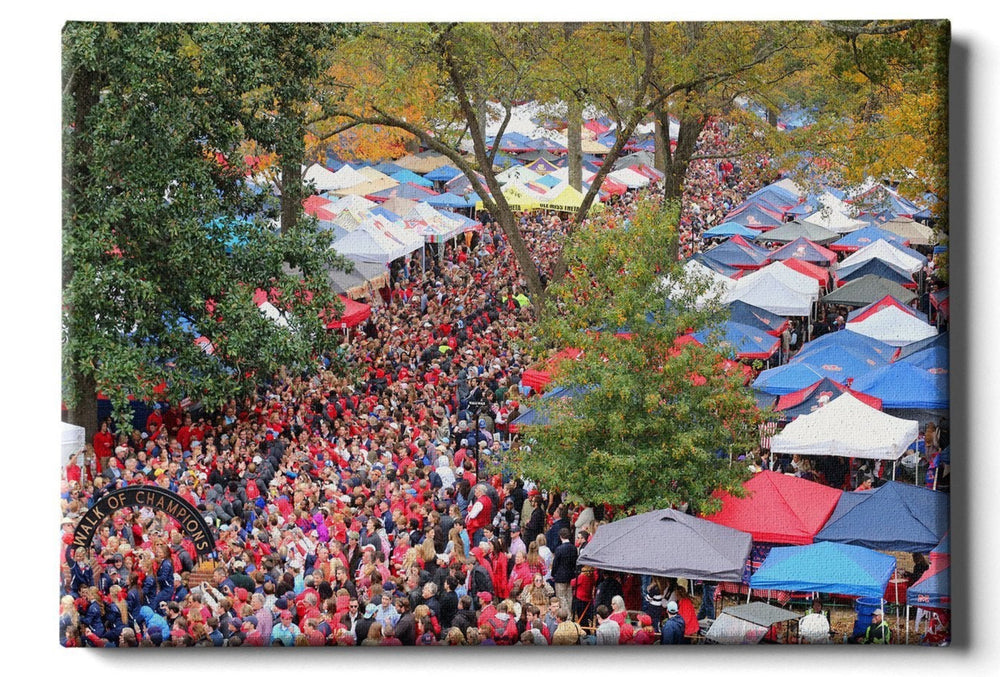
311, 22, 660, 309
62, 23, 349, 437
509, 196, 766, 514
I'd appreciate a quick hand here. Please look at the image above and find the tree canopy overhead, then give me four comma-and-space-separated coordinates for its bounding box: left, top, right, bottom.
62, 23, 351, 435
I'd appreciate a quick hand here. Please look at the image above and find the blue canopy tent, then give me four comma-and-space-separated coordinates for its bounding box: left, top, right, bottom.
425, 192, 478, 209
830, 225, 909, 253
786, 196, 821, 218
898, 345, 948, 371
368, 183, 440, 201
390, 169, 434, 187
749, 541, 897, 599
692, 253, 742, 278
754, 344, 885, 395
747, 183, 800, 209
836, 258, 915, 288
894, 332, 949, 362
701, 237, 770, 269
424, 165, 462, 182
702, 222, 760, 240
369, 206, 402, 222
723, 204, 785, 230
907, 565, 950, 611
793, 330, 895, 364
850, 362, 949, 410
887, 239, 928, 264
726, 300, 790, 336
535, 173, 561, 188
752, 362, 827, 395
509, 385, 592, 428
527, 137, 566, 153
773, 377, 882, 421
692, 321, 781, 360
815, 481, 949, 553
372, 161, 407, 175
486, 132, 535, 153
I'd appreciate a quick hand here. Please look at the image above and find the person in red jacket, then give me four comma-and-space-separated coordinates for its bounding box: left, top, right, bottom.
465, 484, 493, 547
674, 586, 700, 637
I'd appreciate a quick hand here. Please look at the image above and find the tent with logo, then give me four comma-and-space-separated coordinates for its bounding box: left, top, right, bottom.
765, 237, 837, 267
769, 393, 918, 460
577, 509, 752, 582
704, 471, 843, 545
794, 329, 895, 365
749, 542, 897, 599
726, 300, 789, 336
850, 361, 949, 410
753, 344, 885, 394
701, 236, 770, 270
829, 225, 909, 253
815, 481, 949, 553
722, 204, 785, 230
773, 377, 882, 421
690, 321, 781, 360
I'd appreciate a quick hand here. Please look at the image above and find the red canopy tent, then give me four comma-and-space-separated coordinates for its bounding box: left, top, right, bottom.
325, 295, 371, 330
519, 348, 584, 393
703, 470, 843, 545
778, 259, 835, 291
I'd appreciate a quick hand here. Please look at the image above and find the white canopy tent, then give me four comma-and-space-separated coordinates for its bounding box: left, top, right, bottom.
846, 308, 939, 347
323, 164, 367, 191
62, 422, 86, 467
838, 239, 926, 275
332, 222, 410, 265
496, 165, 542, 185
802, 192, 867, 234
303, 163, 342, 192
725, 270, 815, 317
608, 167, 650, 188
662, 259, 736, 309
755, 263, 822, 300
770, 392, 919, 460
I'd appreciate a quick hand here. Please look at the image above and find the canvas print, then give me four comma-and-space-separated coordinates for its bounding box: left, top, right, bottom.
60, 20, 950, 647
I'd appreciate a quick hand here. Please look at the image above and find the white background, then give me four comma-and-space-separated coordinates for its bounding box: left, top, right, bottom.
7, 1, 996, 672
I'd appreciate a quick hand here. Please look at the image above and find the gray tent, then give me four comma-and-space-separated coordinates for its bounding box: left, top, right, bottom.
577, 509, 752, 582
704, 602, 801, 645
756, 220, 840, 245
820, 274, 917, 308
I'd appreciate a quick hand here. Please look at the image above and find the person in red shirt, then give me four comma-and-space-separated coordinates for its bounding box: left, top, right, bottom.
465, 484, 493, 547
93, 420, 115, 472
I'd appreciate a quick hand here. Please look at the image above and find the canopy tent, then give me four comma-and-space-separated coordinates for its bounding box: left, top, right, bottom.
332, 223, 410, 265
702, 222, 760, 240
753, 345, 883, 394
538, 183, 590, 212
836, 257, 916, 289
821, 275, 917, 308
693, 253, 742, 279
62, 422, 86, 466
325, 193, 377, 215
898, 345, 948, 372
774, 377, 882, 421
894, 332, 949, 362
765, 237, 837, 267
526, 157, 562, 174
576, 509, 752, 582
701, 236, 770, 269
368, 182, 439, 202
445, 171, 488, 194
743, 261, 821, 300
755, 220, 840, 245
793, 327, 895, 365
849, 184, 922, 218
662, 259, 737, 309
690, 321, 781, 360
829, 225, 909, 253
508, 385, 590, 429
802, 207, 868, 234
724, 272, 814, 317
496, 165, 542, 185
303, 163, 347, 192
907, 561, 950, 609
327, 260, 390, 299
746, 183, 801, 211
425, 192, 478, 209
394, 152, 452, 174
423, 164, 462, 182
704, 471, 843, 545
815, 481, 949, 553
324, 295, 371, 330
379, 197, 419, 219
486, 131, 536, 154
726, 300, 789, 336
534, 173, 561, 188
389, 169, 433, 188
837, 239, 926, 275
778, 259, 833, 290
518, 348, 585, 393
476, 183, 541, 211
608, 167, 650, 188
704, 604, 801, 645
846, 300, 938, 347
881, 216, 936, 247
320, 164, 367, 191
722, 204, 785, 230
770, 392, 918, 460
850, 361, 949, 410
749, 541, 897, 599
370, 161, 406, 175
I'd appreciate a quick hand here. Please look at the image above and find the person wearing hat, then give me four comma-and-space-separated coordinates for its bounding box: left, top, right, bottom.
270, 609, 301, 646
660, 600, 687, 645
861, 607, 892, 644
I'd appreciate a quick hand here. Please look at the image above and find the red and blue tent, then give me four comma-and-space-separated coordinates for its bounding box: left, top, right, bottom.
765, 237, 837, 267
836, 257, 916, 289
829, 225, 909, 253
774, 377, 882, 421
726, 300, 789, 336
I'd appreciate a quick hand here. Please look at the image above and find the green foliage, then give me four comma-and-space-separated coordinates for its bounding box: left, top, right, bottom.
510, 196, 764, 514
63, 23, 351, 431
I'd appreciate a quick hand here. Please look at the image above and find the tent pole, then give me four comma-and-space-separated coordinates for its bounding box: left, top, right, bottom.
906, 604, 910, 644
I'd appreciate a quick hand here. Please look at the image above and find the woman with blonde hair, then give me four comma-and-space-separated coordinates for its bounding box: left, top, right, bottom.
526, 540, 548, 578
444, 626, 466, 645
59, 594, 80, 646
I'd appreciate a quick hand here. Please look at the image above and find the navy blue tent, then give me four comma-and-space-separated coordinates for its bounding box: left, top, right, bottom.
898, 345, 948, 371
749, 541, 896, 598
723, 204, 785, 230
836, 257, 915, 288
701, 238, 770, 269
510, 385, 592, 428
692, 253, 742, 278
747, 184, 800, 209
425, 192, 477, 209
907, 564, 950, 609
830, 225, 909, 252
692, 321, 781, 360
850, 362, 949, 410
786, 196, 820, 218
726, 300, 789, 336
815, 481, 949, 553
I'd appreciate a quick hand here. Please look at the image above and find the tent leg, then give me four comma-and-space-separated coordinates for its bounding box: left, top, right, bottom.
906, 604, 910, 644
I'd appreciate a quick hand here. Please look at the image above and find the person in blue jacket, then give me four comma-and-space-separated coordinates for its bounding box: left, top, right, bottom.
137, 605, 171, 645
65, 546, 94, 597
150, 544, 175, 609
660, 601, 687, 645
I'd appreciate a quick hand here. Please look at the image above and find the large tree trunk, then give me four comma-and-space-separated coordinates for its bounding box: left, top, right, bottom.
567, 95, 583, 191
67, 370, 99, 441
653, 115, 668, 175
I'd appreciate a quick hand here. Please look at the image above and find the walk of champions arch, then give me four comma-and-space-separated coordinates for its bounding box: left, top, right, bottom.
72, 486, 216, 558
